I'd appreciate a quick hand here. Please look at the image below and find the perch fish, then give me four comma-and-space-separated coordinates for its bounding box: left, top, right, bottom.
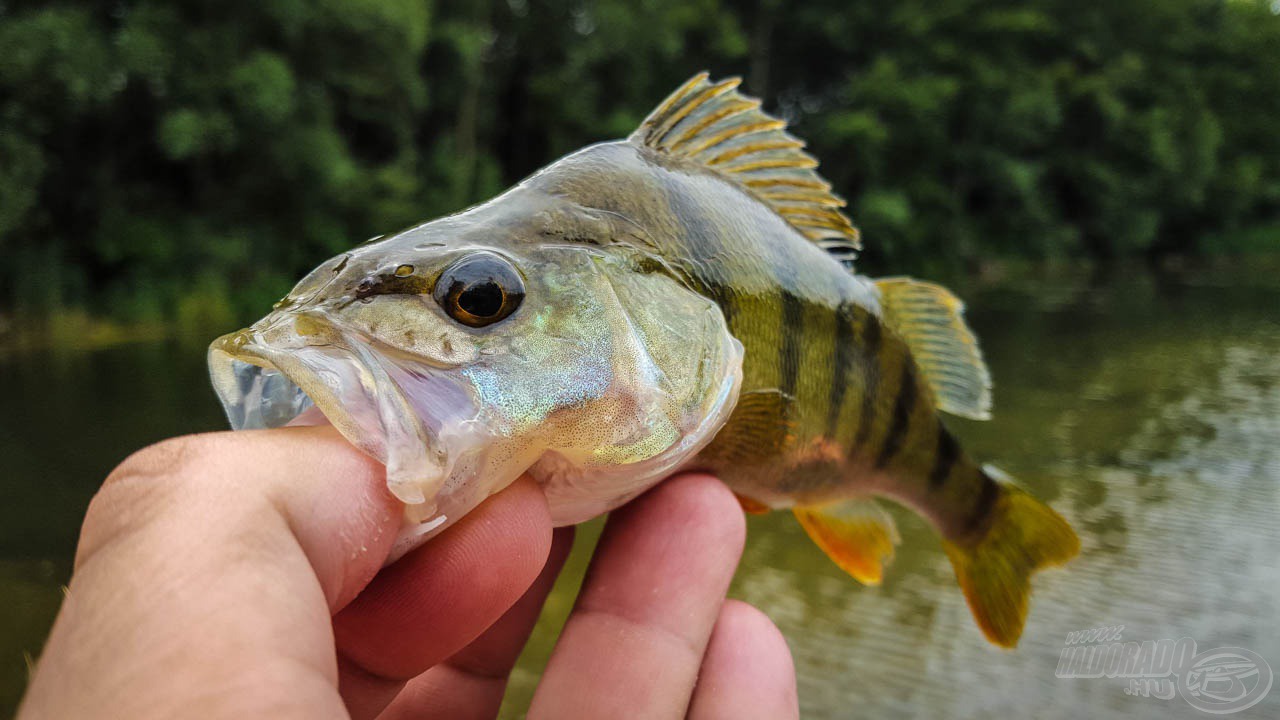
209, 73, 1079, 647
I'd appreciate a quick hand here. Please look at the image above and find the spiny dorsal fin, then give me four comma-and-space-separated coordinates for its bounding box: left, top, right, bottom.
876, 277, 993, 420
631, 72, 861, 258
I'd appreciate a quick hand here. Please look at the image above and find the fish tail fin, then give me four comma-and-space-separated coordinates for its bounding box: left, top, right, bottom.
942, 478, 1079, 648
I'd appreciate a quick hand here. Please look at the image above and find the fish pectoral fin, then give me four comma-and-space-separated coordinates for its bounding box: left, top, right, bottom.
700, 389, 796, 466
942, 480, 1080, 648
794, 498, 900, 586
874, 277, 992, 420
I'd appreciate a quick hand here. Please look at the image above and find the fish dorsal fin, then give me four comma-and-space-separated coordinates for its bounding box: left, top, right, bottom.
875, 277, 993, 420
631, 72, 861, 257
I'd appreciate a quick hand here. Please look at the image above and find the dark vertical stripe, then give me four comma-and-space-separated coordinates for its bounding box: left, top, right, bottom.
964, 470, 1002, 536
875, 361, 917, 469
929, 422, 961, 488
696, 277, 737, 327
711, 282, 737, 327
779, 291, 804, 397
661, 174, 738, 329
825, 304, 855, 436
851, 315, 883, 450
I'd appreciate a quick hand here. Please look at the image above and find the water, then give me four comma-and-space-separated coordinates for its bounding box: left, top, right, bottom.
2, 266, 1278, 718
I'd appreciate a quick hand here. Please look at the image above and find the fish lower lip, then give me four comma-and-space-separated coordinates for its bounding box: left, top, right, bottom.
212, 353, 315, 430
208, 334, 389, 443
208, 325, 478, 508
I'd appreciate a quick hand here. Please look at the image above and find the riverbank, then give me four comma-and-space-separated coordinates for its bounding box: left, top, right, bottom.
3, 253, 1278, 359
0, 311, 171, 359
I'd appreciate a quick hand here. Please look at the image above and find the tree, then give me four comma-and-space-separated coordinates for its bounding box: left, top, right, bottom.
0, 0, 1276, 327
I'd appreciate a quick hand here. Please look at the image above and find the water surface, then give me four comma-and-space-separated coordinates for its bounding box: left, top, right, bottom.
2, 267, 1277, 718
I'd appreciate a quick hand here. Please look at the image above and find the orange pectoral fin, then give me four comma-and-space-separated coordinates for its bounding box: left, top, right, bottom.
734, 493, 772, 515
794, 499, 900, 586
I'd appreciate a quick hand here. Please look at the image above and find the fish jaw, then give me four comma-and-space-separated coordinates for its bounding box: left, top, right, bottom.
207, 311, 499, 533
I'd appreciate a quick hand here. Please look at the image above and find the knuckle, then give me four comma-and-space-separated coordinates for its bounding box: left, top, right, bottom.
78, 434, 222, 566
103, 435, 196, 488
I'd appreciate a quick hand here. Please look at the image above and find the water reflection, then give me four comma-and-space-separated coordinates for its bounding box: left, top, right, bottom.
2, 267, 1278, 718
714, 271, 1280, 719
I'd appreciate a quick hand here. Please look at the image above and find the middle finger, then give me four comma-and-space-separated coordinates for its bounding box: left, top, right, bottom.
528, 473, 746, 719
376, 527, 575, 720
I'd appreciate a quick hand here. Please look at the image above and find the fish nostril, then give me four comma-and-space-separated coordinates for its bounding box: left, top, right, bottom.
355, 277, 378, 300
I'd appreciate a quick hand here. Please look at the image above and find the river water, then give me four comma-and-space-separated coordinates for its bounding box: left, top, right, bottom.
2, 265, 1277, 718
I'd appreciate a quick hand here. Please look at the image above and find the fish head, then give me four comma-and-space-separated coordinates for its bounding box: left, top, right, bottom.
208, 187, 742, 558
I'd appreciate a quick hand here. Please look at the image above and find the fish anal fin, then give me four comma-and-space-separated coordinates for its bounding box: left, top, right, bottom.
631, 73, 861, 259
794, 498, 900, 586
875, 277, 993, 420
701, 389, 796, 466
942, 482, 1080, 648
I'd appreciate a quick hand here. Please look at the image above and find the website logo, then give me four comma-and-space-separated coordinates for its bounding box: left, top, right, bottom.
1055, 626, 1272, 715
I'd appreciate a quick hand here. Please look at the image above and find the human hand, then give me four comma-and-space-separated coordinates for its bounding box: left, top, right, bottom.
18, 425, 798, 719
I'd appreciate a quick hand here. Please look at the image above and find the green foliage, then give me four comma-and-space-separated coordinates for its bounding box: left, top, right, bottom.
0, 0, 1277, 328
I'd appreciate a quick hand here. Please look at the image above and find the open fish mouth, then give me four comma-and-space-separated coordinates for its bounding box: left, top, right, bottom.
208, 312, 487, 527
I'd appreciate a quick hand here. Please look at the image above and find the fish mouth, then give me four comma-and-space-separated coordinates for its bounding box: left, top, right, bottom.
208, 312, 485, 521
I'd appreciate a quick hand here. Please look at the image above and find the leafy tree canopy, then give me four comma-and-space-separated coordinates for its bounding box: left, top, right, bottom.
1, 0, 1277, 325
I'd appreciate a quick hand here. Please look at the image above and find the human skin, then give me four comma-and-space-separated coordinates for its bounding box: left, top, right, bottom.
17, 425, 799, 719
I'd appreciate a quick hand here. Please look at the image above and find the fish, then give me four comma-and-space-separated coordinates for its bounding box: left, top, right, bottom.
209, 72, 1079, 648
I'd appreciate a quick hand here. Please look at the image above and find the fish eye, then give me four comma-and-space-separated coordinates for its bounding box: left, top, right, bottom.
433, 252, 525, 328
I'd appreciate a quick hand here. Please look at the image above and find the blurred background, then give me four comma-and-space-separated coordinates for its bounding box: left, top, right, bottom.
2, 1, 1279, 718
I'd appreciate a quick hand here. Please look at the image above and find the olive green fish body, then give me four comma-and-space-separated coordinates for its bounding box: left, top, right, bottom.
521, 76, 1079, 646
209, 72, 1079, 648
527, 139, 996, 543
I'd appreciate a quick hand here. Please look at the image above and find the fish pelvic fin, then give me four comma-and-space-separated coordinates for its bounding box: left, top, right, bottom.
630, 72, 860, 262
875, 277, 993, 420
942, 480, 1080, 648
735, 493, 772, 515
794, 498, 900, 586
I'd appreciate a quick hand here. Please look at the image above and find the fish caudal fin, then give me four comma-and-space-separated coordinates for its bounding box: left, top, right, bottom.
942, 481, 1079, 648
795, 498, 900, 585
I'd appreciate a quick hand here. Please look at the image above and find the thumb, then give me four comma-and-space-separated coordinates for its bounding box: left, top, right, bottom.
22, 426, 401, 720
76, 425, 401, 609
